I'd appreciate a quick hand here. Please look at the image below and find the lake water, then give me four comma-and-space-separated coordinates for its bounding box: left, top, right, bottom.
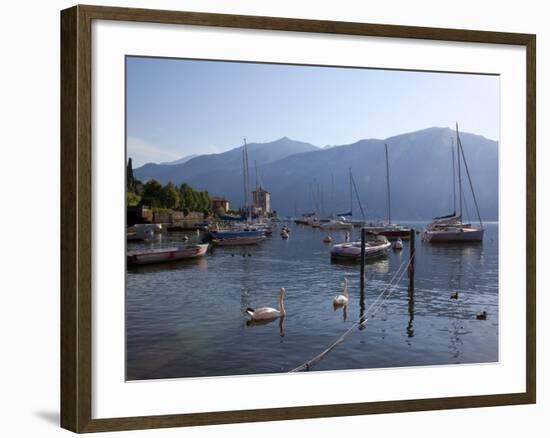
126, 222, 498, 380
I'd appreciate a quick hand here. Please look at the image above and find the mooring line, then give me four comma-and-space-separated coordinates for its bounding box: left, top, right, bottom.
288, 255, 414, 373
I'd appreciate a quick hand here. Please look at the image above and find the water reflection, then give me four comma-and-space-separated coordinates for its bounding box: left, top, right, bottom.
407, 282, 415, 339
333, 303, 348, 321
246, 315, 285, 337
127, 256, 208, 274
126, 222, 499, 379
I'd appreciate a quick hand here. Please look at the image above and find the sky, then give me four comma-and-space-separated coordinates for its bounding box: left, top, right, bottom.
126, 56, 499, 167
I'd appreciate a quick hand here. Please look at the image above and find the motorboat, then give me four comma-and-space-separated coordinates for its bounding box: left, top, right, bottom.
331, 235, 391, 261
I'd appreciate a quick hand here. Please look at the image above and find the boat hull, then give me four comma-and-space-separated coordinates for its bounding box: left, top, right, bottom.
127, 244, 209, 265
331, 239, 391, 261
364, 229, 411, 240
423, 227, 484, 242
320, 222, 354, 230
212, 236, 266, 246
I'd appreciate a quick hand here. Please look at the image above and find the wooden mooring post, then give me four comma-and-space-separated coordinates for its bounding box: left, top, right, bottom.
408, 228, 416, 288
360, 227, 366, 292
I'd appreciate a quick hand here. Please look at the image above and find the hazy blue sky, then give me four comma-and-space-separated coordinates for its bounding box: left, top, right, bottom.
127, 56, 499, 167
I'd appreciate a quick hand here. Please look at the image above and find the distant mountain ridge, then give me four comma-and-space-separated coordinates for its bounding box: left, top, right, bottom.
161, 154, 198, 165
133, 127, 498, 220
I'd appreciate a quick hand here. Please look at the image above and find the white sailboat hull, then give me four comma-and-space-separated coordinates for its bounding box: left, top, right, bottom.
423, 227, 484, 242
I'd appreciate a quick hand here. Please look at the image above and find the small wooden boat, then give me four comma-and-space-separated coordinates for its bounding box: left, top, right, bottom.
331, 235, 391, 261
127, 243, 209, 265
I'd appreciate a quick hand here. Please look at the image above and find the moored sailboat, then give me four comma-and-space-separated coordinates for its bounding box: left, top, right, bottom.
363, 144, 411, 240
423, 124, 484, 243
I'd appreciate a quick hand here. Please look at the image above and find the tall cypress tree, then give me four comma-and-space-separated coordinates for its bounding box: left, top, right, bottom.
127, 157, 135, 193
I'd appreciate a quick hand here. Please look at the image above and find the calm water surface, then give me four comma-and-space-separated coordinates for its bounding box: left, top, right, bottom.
126, 222, 498, 380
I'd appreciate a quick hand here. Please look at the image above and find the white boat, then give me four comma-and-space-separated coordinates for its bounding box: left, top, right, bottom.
393, 238, 404, 250
423, 220, 484, 242
423, 124, 484, 243
127, 223, 162, 241
127, 243, 208, 265
331, 235, 391, 261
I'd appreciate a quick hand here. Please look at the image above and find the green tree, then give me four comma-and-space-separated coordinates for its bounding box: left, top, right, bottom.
127, 157, 135, 193
179, 183, 194, 211
141, 179, 163, 207
126, 192, 140, 207
161, 182, 180, 209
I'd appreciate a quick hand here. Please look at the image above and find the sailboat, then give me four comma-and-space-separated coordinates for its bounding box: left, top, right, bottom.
210, 139, 266, 246
423, 124, 484, 243
322, 169, 364, 230
363, 144, 411, 240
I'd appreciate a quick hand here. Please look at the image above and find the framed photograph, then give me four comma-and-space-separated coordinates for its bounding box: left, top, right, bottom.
60, 4, 536, 433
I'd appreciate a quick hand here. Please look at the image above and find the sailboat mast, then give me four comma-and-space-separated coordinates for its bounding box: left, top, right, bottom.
350, 172, 366, 221
385, 143, 392, 225
349, 168, 353, 217
451, 136, 457, 215
243, 138, 252, 221
456, 127, 463, 219
456, 124, 483, 227
331, 173, 335, 218
254, 160, 259, 191
242, 142, 247, 215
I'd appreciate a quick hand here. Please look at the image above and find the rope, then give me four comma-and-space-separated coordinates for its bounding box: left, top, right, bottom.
289, 256, 414, 372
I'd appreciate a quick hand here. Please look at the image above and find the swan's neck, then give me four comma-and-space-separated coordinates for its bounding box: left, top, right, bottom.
343, 283, 349, 298
279, 292, 286, 315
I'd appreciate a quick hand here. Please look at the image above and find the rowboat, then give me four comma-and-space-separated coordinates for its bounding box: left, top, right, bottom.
127, 243, 209, 265
331, 235, 391, 261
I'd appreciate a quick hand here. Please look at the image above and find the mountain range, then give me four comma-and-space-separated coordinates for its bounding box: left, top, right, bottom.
133, 128, 498, 220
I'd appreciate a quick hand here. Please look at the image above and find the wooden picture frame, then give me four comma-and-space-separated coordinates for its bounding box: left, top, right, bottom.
61, 4, 536, 433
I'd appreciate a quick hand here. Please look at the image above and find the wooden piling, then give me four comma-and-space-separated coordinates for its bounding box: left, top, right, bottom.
360, 227, 366, 291
408, 228, 415, 288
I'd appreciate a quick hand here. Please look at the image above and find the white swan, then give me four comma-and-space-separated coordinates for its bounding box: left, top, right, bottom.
333, 278, 349, 306
246, 288, 286, 320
